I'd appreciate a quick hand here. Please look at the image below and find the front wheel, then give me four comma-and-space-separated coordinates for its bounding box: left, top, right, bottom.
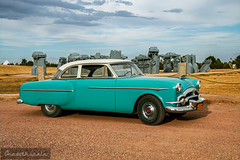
41, 104, 62, 117
137, 95, 165, 125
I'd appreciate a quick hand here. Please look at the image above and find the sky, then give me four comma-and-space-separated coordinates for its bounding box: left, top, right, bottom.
0, 0, 240, 64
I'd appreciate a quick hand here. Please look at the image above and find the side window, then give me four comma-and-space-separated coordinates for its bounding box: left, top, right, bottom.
61, 66, 78, 79
81, 65, 113, 78
81, 67, 91, 77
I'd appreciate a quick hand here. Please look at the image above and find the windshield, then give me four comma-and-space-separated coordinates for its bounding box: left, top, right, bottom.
111, 63, 144, 77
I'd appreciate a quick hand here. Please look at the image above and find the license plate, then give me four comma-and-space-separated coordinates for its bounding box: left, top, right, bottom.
197, 103, 202, 110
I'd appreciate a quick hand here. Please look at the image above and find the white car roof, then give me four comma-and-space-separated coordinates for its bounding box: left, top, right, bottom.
59, 59, 132, 70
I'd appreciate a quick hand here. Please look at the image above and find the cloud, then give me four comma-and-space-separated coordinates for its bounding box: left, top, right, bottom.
0, 0, 88, 20
114, 10, 135, 17
0, 0, 240, 63
91, 0, 133, 6
115, 0, 133, 6
0, 0, 140, 26
54, 18, 100, 26
163, 8, 183, 13
92, 0, 107, 5
53, 10, 139, 26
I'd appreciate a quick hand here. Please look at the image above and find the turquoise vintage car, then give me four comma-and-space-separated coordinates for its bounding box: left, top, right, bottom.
17, 59, 205, 125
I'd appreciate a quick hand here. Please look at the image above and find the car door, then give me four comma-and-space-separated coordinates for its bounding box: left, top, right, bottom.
76, 64, 116, 112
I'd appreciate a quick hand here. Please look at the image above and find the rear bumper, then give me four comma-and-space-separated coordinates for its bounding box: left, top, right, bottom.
165, 97, 205, 113
17, 99, 23, 104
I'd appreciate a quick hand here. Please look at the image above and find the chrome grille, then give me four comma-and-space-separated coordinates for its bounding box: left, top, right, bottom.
178, 88, 199, 106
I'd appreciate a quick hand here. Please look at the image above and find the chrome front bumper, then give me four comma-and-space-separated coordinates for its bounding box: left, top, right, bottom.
165, 97, 205, 113
17, 99, 23, 104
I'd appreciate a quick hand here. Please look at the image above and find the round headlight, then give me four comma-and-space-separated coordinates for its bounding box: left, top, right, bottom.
197, 80, 201, 89
176, 83, 182, 93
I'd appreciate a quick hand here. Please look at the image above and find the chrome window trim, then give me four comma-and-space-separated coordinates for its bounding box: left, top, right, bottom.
79, 77, 116, 79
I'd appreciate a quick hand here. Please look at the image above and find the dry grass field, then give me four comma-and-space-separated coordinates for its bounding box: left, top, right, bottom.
150, 69, 240, 97
188, 69, 240, 97
0, 65, 57, 76
0, 65, 57, 94
0, 65, 239, 97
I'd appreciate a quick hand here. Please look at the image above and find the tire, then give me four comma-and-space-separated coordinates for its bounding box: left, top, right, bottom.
168, 112, 186, 117
137, 95, 165, 125
41, 104, 63, 117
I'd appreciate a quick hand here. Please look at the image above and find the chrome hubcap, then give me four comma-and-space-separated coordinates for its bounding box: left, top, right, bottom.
45, 104, 56, 113
142, 102, 156, 120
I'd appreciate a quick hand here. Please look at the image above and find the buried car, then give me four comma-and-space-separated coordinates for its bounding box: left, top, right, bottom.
17, 59, 205, 125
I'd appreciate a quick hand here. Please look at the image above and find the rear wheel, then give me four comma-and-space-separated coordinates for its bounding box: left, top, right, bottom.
137, 95, 165, 125
41, 104, 62, 117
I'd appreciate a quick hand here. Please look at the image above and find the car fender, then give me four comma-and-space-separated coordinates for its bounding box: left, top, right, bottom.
132, 91, 166, 113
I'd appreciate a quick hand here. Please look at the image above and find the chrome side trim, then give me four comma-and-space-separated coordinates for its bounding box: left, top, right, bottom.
22, 89, 74, 92
17, 99, 23, 104
88, 87, 169, 91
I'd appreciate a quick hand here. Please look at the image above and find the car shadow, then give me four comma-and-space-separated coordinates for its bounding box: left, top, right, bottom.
62, 100, 211, 124
20, 108, 43, 117
22, 100, 211, 124
63, 110, 139, 119
61, 110, 141, 124
162, 99, 212, 124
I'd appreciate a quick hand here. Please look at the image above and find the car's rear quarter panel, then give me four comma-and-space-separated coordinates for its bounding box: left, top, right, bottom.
20, 80, 75, 106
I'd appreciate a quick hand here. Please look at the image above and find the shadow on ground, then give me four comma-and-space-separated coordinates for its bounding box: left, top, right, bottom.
20, 100, 211, 125
59, 100, 211, 124
163, 99, 211, 124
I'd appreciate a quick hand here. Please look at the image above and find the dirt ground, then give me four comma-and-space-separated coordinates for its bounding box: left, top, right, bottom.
0, 95, 239, 160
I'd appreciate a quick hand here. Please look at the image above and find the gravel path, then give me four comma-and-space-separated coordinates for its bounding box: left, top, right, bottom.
0, 96, 239, 160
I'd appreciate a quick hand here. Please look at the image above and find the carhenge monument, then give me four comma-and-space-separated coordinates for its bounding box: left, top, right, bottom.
132, 47, 160, 74
32, 51, 47, 75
